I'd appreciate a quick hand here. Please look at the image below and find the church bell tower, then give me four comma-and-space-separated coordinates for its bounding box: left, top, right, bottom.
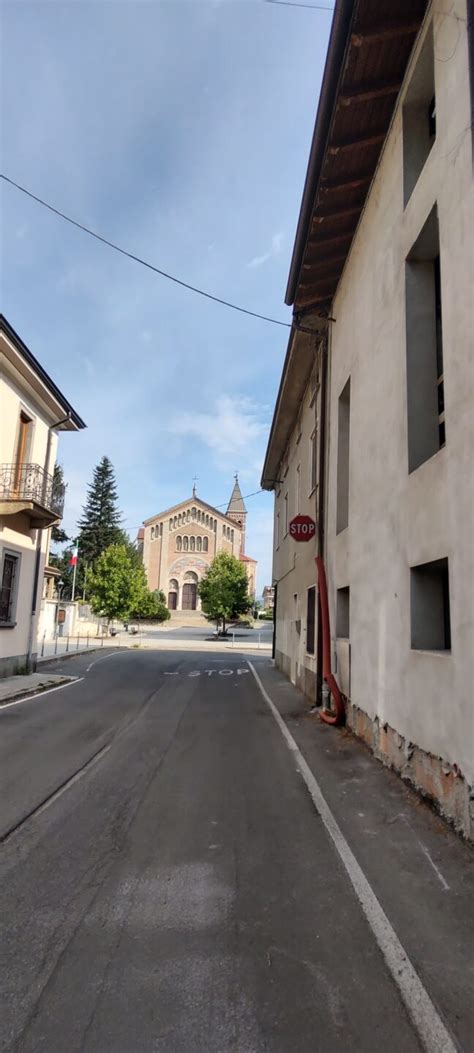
226, 474, 247, 555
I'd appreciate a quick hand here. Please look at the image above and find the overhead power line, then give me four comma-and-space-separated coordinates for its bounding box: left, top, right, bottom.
1, 173, 325, 333
123, 488, 266, 533
264, 0, 333, 10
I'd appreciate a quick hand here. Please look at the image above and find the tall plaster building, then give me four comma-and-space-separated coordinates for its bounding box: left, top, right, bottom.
141, 477, 257, 611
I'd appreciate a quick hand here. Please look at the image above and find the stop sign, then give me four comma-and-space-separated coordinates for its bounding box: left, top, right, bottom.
289, 515, 316, 541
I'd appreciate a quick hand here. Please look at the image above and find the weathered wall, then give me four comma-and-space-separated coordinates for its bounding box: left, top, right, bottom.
324, 3, 473, 812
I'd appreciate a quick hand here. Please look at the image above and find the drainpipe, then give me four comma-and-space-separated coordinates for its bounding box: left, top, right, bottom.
316, 331, 328, 706
26, 412, 71, 672
272, 581, 278, 660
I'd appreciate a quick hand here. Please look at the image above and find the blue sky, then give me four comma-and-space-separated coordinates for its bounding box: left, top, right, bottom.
1, 0, 332, 592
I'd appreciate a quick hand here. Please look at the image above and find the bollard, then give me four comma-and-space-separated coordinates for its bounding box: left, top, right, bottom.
66, 634, 70, 653
258, 632, 261, 650
101, 633, 104, 648
76, 635, 80, 651
232, 632, 235, 649
41, 631, 46, 657
87, 633, 90, 650
54, 634, 58, 655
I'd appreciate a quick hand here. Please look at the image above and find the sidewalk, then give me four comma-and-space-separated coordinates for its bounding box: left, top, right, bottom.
251, 658, 474, 1052
0, 672, 74, 706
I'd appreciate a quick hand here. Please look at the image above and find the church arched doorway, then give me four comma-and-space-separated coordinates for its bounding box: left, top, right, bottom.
168, 579, 179, 610
182, 571, 198, 611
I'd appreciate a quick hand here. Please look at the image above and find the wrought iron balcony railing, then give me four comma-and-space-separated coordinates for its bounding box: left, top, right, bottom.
0, 463, 65, 520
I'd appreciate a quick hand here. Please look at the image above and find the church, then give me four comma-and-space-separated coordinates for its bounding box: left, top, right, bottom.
140, 477, 257, 612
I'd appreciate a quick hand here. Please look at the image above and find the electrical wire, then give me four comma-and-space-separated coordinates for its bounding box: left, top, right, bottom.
264, 0, 333, 10
1, 173, 325, 333
123, 488, 267, 533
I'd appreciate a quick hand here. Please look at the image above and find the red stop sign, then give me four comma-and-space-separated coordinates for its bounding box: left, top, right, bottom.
289, 515, 316, 541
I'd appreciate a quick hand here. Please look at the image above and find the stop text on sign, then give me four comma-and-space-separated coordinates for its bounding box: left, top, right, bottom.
289, 515, 316, 541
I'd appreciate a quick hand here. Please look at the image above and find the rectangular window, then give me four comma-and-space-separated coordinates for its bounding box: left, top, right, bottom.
284, 493, 288, 535
336, 586, 350, 638
14, 410, 33, 490
306, 586, 316, 655
336, 378, 350, 534
411, 558, 451, 651
309, 429, 318, 495
296, 464, 301, 515
406, 207, 445, 472
0, 551, 20, 625
403, 24, 435, 206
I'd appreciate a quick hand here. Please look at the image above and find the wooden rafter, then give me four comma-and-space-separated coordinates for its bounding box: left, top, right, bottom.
338, 79, 402, 106
313, 204, 362, 224
328, 129, 386, 154
351, 20, 420, 47
319, 174, 372, 193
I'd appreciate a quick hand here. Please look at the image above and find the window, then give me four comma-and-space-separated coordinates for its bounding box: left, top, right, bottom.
296, 464, 301, 515
151, 526, 155, 540
403, 24, 436, 206
183, 536, 189, 551
0, 551, 20, 625
197, 510, 201, 523
306, 586, 316, 655
406, 208, 445, 472
176, 536, 182, 551
284, 494, 288, 535
14, 411, 33, 490
411, 558, 451, 650
197, 536, 202, 552
190, 536, 195, 551
222, 524, 226, 536
336, 379, 350, 533
231, 529, 234, 542
336, 586, 350, 638
309, 428, 318, 495
203, 537, 208, 553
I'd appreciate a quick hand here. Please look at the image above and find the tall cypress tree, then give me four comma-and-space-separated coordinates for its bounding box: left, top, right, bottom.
77, 456, 124, 567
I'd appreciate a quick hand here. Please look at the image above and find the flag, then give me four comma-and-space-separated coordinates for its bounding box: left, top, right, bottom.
69, 547, 78, 567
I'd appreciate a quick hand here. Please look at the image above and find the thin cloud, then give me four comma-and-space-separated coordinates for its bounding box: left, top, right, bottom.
246, 230, 284, 269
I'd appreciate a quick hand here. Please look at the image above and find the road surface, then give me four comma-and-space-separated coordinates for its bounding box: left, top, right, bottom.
0, 648, 472, 1052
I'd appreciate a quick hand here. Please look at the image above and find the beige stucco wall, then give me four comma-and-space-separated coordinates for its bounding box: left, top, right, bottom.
272, 362, 321, 694
323, 2, 474, 784
0, 374, 58, 671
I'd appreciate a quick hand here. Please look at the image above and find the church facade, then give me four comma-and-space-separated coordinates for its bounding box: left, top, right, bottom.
141, 478, 257, 612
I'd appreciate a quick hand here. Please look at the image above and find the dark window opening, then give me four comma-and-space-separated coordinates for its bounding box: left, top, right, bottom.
307, 586, 316, 655
336, 586, 350, 638
0, 553, 19, 623
411, 558, 451, 651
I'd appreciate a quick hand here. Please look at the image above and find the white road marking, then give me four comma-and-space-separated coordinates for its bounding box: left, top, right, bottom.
25, 740, 114, 827
247, 660, 457, 1053
0, 678, 84, 711
86, 651, 130, 673
418, 843, 450, 892
164, 672, 179, 676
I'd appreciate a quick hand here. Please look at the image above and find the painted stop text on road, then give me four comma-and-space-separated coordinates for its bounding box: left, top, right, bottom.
164, 669, 250, 677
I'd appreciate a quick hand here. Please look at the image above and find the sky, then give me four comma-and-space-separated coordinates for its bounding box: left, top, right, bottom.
1, 0, 333, 594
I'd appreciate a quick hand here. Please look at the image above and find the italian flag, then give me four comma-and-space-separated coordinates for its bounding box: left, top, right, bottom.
69, 547, 78, 567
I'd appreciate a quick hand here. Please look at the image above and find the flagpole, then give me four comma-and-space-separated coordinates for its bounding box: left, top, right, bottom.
71, 558, 77, 601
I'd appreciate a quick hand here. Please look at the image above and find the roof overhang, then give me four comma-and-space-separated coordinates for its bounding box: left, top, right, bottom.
286, 0, 429, 313
262, 0, 429, 488
0, 315, 86, 430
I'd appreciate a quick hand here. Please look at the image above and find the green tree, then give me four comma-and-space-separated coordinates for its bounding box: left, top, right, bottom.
77, 456, 124, 568
88, 544, 145, 623
198, 552, 251, 634
129, 587, 170, 623
51, 463, 69, 545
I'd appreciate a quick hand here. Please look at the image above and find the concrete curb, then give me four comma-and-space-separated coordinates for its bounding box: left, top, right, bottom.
0, 676, 75, 707
37, 645, 113, 668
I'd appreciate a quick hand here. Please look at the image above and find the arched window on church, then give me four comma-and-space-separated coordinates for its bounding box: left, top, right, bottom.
176, 536, 182, 551
192, 507, 196, 520
231, 529, 234, 542
169, 519, 173, 530
174, 516, 178, 528
197, 536, 202, 552
183, 536, 189, 551
203, 537, 208, 553
197, 510, 201, 523
205, 515, 209, 526
222, 524, 225, 536
190, 536, 195, 551
151, 526, 155, 539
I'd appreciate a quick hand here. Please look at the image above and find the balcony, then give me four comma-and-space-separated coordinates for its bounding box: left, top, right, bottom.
0, 463, 65, 528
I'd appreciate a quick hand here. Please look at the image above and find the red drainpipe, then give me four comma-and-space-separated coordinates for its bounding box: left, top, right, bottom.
316, 555, 345, 726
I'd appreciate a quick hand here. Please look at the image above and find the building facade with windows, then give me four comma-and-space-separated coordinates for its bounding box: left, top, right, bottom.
0, 316, 85, 676
141, 476, 257, 611
262, 0, 473, 835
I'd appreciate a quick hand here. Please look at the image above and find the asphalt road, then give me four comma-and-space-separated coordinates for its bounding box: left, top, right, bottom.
0, 649, 470, 1052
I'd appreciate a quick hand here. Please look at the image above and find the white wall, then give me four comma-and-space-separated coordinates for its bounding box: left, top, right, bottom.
324, 1, 474, 783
